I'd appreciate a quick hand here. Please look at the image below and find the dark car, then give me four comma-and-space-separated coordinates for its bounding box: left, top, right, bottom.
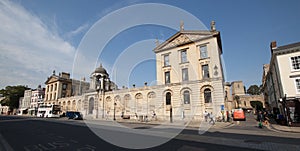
65, 111, 83, 120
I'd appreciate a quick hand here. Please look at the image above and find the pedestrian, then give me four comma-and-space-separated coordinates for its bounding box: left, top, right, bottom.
209, 112, 215, 125
263, 111, 269, 126
106, 111, 109, 120
226, 111, 230, 122
257, 111, 264, 128
258, 111, 263, 122
135, 113, 138, 121
204, 111, 208, 122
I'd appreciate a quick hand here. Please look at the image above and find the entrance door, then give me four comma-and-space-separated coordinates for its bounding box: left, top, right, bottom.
166, 92, 172, 122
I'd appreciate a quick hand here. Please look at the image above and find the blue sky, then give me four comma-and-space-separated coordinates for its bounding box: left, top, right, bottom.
0, 0, 299, 89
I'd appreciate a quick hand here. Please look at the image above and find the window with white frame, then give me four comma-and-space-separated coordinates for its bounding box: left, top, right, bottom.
181, 49, 188, 63
291, 56, 300, 70
295, 79, 300, 92
200, 45, 208, 59
164, 54, 170, 66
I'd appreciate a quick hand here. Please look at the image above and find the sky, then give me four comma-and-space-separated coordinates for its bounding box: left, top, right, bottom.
0, 0, 300, 89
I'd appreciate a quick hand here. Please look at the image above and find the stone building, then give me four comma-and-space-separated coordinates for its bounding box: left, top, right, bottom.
225, 81, 264, 112
23, 89, 33, 115
0, 97, 9, 115
44, 71, 89, 105
47, 21, 227, 122
29, 85, 45, 115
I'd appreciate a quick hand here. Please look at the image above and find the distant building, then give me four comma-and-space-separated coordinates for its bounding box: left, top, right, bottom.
23, 89, 32, 115
225, 81, 264, 112
52, 21, 227, 122
0, 97, 9, 115
30, 85, 45, 115
262, 41, 300, 125
44, 71, 90, 105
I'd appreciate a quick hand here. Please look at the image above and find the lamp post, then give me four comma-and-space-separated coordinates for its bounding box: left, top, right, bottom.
95, 75, 102, 119
113, 101, 116, 121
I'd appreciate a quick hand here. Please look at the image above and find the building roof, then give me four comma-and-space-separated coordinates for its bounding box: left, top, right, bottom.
93, 64, 108, 75
272, 41, 300, 55
153, 30, 222, 53
276, 41, 300, 50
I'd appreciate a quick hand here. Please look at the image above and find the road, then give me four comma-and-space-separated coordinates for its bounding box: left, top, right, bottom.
0, 114, 299, 151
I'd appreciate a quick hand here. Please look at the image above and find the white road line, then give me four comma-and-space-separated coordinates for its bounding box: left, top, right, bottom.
0, 133, 13, 151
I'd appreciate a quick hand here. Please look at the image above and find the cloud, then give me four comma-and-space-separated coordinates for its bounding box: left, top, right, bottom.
0, 0, 76, 89
65, 23, 90, 40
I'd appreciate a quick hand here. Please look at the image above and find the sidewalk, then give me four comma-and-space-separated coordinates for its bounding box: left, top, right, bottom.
116, 118, 234, 130
267, 118, 300, 133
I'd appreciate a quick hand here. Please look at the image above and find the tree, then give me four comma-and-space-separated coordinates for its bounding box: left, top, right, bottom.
0, 85, 30, 110
250, 101, 263, 111
234, 95, 241, 108
247, 85, 261, 95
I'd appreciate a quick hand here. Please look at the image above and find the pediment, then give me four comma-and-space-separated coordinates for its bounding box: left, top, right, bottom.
155, 33, 209, 52
45, 76, 59, 84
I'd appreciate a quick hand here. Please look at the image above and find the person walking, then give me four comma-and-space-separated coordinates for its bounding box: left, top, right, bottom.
258, 111, 263, 128
209, 112, 215, 125
204, 111, 208, 122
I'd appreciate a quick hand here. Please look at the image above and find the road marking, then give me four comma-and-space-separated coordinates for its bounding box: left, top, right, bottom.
0, 118, 33, 123
0, 133, 13, 151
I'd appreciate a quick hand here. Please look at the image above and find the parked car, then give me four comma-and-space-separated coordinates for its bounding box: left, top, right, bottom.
65, 111, 83, 120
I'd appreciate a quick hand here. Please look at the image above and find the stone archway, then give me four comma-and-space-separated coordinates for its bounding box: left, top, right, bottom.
88, 97, 94, 114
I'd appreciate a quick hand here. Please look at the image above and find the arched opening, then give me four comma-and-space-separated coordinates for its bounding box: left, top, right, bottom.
166, 92, 171, 105
88, 97, 94, 114
166, 92, 172, 123
77, 100, 81, 111
204, 88, 212, 103
148, 92, 156, 113
72, 100, 76, 111
183, 90, 190, 104
62, 101, 66, 111
67, 101, 71, 111
135, 93, 143, 114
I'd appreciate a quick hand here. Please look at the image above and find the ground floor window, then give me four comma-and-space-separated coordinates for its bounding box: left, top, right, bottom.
183, 90, 190, 104
204, 88, 212, 103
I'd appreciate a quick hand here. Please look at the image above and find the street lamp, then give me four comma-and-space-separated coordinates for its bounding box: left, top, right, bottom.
113, 101, 116, 121
95, 75, 101, 119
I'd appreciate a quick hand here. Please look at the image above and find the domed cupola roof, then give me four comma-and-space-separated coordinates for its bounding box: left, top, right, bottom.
94, 64, 108, 75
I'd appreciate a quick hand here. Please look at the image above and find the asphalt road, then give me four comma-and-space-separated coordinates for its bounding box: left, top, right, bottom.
0, 115, 299, 151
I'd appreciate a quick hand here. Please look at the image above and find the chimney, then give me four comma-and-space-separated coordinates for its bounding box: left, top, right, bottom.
270, 41, 277, 50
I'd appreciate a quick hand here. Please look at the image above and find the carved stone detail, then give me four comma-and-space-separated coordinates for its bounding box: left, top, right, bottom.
160, 34, 207, 50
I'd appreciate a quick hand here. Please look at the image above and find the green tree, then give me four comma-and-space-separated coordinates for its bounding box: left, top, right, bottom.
250, 101, 263, 111
234, 95, 241, 108
247, 85, 261, 95
0, 85, 30, 110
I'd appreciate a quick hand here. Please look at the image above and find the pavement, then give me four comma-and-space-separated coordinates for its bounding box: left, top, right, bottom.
110, 118, 235, 130
120, 117, 300, 133
267, 119, 300, 133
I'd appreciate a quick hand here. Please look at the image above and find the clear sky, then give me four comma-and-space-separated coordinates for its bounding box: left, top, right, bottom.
0, 0, 299, 89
